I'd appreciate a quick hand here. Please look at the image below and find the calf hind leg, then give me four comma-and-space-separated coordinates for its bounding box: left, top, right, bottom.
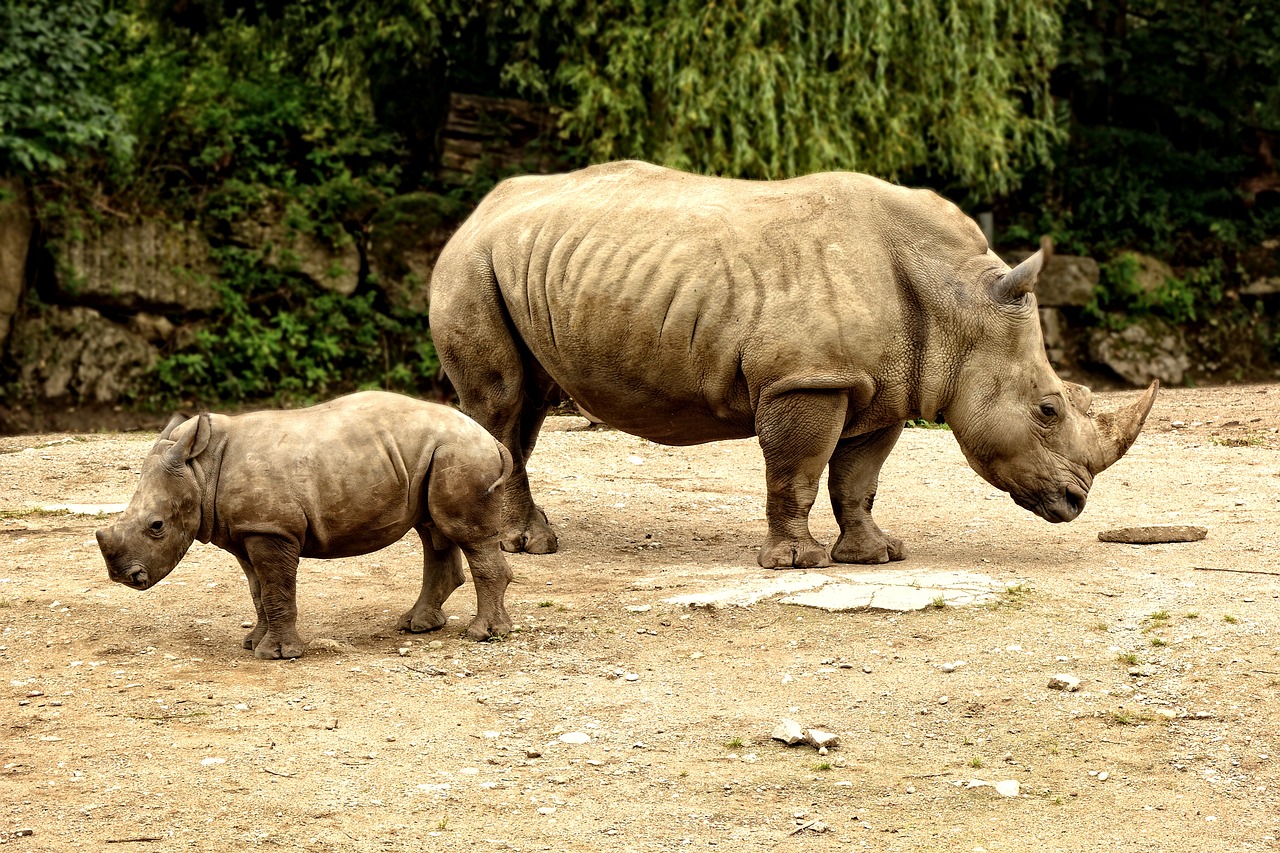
398, 525, 468, 633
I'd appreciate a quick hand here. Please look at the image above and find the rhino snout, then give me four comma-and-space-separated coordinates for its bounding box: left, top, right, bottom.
1039, 484, 1087, 524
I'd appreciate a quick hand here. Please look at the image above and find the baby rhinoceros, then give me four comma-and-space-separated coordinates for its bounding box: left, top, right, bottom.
95, 391, 515, 659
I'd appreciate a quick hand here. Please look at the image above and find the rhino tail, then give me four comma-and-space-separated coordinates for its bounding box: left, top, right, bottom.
487, 440, 514, 496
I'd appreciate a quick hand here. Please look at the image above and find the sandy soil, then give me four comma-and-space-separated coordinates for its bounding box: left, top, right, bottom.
1, 384, 1278, 852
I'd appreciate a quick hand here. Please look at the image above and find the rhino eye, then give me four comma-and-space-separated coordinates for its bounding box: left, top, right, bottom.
149, 520, 164, 534
1039, 402, 1059, 418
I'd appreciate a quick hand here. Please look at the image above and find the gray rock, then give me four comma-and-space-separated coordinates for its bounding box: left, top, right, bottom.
772, 718, 805, 746
1098, 525, 1207, 544
56, 220, 219, 311
228, 207, 360, 295
1088, 316, 1190, 386
11, 306, 157, 402
0, 177, 32, 351
805, 728, 840, 749
1047, 673, 1081, 692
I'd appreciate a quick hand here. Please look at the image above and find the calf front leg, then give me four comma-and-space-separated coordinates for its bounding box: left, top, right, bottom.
235, 556, 269, 651
241, 535, 304, 660
398, 526, 467, 633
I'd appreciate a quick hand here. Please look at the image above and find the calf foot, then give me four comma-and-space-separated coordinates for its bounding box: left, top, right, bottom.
397, 606, 447, 633
758, 536, 831, 569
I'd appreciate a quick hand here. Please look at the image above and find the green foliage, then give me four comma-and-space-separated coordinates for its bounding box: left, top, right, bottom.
550, 0, 1063, 200
0, 0, 131, 174
1041, 0, 1280, 259
151, 248, 439, 407
1087, 252, 1231, 331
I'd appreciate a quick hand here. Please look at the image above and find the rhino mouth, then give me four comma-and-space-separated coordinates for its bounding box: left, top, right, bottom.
1018, 484, 1087, 523
109, 563, 157, 590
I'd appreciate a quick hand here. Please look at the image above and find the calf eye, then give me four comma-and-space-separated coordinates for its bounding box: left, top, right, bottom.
149, 520, 164, 533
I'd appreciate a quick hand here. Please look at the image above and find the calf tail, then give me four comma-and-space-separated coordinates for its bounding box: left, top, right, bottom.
487, 440, 514, 496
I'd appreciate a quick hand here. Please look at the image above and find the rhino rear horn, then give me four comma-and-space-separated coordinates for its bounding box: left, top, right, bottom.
1092, 380, 1159, 473
993, 235, 1054, 303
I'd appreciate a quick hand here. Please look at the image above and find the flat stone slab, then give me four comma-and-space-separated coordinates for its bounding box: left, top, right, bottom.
1098, 525, 1207, 544
664, 568, 1003, 612
664, 573, 833, 608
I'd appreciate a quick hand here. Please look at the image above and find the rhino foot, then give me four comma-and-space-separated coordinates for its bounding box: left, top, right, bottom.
500, 518, 558, 555
252, 630, 305, 660
397, 606, 447, 633
758, 537, 831, 569
242, 624, 267, 650
465, 613, 513, 642
830, 532, 907, 564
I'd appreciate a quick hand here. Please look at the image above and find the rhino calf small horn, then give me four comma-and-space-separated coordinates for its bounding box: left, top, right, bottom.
430, 161, 1158, 568
95, 391, 515, 660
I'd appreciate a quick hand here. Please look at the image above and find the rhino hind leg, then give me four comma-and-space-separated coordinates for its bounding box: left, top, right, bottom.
436, 307, 559, 554
399, 526, 468, 633
756, 391, 849, 569
828, 424, 907, 564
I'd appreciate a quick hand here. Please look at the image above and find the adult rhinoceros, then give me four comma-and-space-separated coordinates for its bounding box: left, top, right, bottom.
429, 161, 1157, 568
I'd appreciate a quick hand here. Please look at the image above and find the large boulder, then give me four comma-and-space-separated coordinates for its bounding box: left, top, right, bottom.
1088, 316, 1190, 386
227, 205, 361, 295
11, 306, 158, 403
1002, 250, 1100, 307
55, 220, 219, 312
366, 193, 466, 312
0, 177, 33, 351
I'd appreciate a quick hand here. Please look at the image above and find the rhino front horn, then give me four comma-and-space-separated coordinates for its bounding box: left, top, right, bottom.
1092, 380, 1159, 473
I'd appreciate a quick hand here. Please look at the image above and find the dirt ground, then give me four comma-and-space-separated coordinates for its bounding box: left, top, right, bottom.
1, 383, 1278, 852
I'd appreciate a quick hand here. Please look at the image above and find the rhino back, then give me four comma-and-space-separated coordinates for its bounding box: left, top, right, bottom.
210, 392, 493, 557
436, 162, 1000, 440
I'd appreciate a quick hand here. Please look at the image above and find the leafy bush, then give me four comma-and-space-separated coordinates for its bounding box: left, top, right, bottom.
0, 0, 130, 175
150, 248, 439, 407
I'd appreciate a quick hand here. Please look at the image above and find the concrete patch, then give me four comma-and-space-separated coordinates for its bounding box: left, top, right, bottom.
663, 573, 833, 608
665, 568, 1004, 612
41, 503, 127, 516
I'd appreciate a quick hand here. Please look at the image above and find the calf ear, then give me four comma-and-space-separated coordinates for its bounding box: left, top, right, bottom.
163, 413, 213, 468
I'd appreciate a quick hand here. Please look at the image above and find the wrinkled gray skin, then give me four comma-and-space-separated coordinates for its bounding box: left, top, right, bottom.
95, 391, 514, 659
430, 161, 1158, 569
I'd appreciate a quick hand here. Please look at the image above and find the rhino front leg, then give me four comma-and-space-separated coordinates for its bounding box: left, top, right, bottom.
755, 391, 847, 569
828, 424, 907, 563
398, 526, 467, 633
235, 556, 269, 651
241, 535, 305, 660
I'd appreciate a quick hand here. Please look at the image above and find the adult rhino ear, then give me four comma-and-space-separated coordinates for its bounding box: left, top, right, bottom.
992, 235, 1054, 304
163, 413, 213, 470
159, 413, 189, 440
